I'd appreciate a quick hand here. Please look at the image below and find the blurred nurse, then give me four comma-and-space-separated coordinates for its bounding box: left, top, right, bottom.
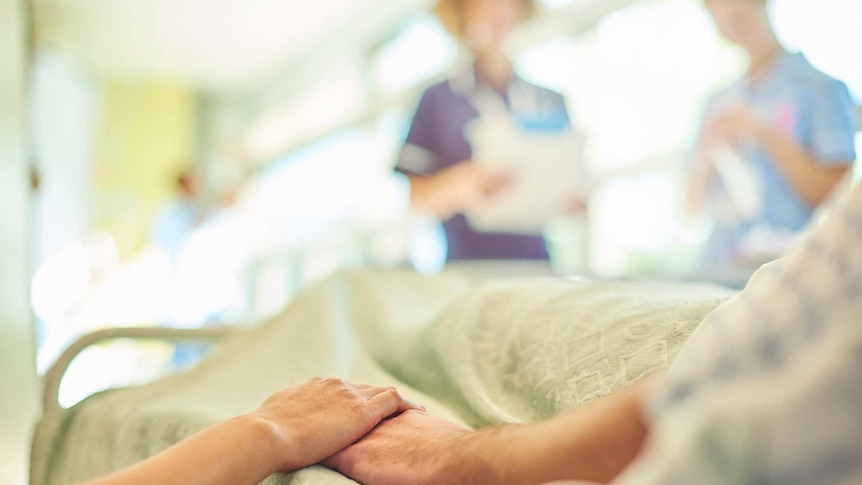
688, 0, 857, 271
399, 0, 572, 261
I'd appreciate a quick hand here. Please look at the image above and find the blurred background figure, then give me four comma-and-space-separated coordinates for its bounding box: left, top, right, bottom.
151, 168, 244, 366
398, 0, 573, 261
151, 169, 204, 262
686, 0, 857, 279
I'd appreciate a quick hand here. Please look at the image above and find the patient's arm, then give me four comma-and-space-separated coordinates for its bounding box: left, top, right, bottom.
326, 382, 652, 485
84, 378, 423, 485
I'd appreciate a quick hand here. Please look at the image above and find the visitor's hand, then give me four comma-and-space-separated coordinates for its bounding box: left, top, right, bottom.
249, 378, 424, 473
411, 162, 512, 220
325, 410, 473, 485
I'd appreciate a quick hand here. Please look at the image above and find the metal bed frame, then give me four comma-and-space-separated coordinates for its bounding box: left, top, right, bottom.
42, 326, 237, 417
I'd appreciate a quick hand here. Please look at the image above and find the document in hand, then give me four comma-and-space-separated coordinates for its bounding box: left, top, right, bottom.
466, 115, 586, 234
707, 142, 763, 222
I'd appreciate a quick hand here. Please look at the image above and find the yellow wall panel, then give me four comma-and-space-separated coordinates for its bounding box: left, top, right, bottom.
95, 82, 196, 257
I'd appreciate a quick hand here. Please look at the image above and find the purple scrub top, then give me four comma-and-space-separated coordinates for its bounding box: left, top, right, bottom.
397, 66, 571, 261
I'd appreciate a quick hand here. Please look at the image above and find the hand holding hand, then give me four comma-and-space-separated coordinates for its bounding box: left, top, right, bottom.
325, 410, 472, 485
249, 378, 424, 473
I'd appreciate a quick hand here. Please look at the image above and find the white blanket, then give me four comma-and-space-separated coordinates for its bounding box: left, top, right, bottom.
32, 271, 733, 484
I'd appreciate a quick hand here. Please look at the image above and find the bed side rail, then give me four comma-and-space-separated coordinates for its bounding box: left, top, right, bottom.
43, 326, 236, 416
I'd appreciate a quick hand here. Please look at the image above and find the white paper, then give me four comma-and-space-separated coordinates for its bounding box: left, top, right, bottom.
708, 142, 763, 221
466, 115, 586, 234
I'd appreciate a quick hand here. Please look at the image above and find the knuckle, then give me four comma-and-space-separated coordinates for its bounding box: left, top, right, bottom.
321, 377, 341, 387
349, 401, 370, 417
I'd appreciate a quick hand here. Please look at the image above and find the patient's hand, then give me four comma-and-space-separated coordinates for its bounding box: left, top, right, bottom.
250, 378, 424, 473
325, 410, 473, 485
326, 383, 653, 485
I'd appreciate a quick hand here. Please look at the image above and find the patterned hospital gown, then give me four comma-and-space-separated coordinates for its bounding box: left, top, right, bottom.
607, 181, 862, 485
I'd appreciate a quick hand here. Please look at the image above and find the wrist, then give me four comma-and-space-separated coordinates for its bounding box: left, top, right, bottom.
408, 176, 436, 213
409, 175, 452, 219
435, 431, 482, 484
236, 413, 294, 474
440, 425, 536, 485
408, 176, 430, 209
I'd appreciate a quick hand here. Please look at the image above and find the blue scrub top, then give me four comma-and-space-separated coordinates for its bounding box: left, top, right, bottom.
397, 66, 571, 261
701, 52, 858, 265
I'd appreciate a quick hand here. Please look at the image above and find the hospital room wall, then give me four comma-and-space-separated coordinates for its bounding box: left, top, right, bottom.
95, 82, 197, 258
0, 0, 39, 484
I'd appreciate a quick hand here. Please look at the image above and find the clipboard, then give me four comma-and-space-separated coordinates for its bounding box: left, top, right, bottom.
465, 115, 586, 234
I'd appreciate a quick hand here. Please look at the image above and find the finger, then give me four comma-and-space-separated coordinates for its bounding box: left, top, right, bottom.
358, 386, 425, 412
357, 385, 398, 399
325, 379, 377, 391
366, 389, 425, 422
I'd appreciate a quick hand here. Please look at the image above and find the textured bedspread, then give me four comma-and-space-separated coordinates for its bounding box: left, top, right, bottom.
32, 271, 733, 485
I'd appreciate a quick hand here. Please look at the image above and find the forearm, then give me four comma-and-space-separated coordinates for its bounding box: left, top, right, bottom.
686, 152, 715, 216
757, 126, 849, 207
451, 384, 651, 485
84, 415, 286, 485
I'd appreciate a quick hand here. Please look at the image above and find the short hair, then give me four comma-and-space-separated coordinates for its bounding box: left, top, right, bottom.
434, 0, 537, 40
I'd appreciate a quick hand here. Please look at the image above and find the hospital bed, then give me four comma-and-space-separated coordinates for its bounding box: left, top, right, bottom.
32, 269, 734, 485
